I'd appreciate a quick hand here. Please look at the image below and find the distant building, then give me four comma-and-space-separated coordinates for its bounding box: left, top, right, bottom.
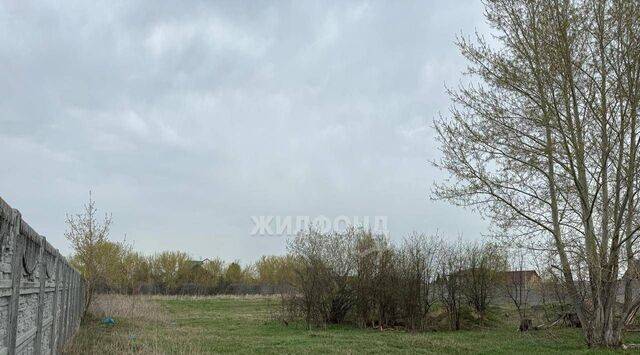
501, 270, 541, 288
189, 258, 211, 268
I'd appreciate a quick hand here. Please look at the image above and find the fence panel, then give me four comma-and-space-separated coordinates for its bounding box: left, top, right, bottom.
0, 197, 85, 355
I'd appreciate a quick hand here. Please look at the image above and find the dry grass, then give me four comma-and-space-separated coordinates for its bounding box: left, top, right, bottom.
90, 294, 172, 324
64, 294, 201, 355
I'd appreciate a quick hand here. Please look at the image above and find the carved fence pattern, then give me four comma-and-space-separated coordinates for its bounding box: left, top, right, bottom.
0, 197, 85, 355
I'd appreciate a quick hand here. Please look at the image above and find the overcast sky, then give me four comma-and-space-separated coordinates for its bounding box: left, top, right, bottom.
0, 0, 490, 263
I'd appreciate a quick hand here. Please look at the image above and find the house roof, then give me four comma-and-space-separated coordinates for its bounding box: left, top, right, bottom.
189, 258, 210, 268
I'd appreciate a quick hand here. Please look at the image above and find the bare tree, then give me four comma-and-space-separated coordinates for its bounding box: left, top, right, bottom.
289, 229, 321, 328
372, 241, 399, 329
288, 227, 357, 328
65, 191, 112, 317
434, 0, 640, 347
462, 243, 506, 324
529, 246, 572, 323
398, 232, 442, 330
353, 230, 389, 328
505, 251, 532, 331
547, 269, 569, 315
438, 241, 466, 330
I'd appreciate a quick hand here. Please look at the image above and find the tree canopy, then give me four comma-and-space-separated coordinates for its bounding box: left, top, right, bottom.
435, 0, 640, 348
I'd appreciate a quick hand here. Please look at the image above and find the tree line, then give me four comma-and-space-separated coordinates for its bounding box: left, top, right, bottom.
65, 193, 297, 298
69, 239, 298, 296
66, 195, 572, 333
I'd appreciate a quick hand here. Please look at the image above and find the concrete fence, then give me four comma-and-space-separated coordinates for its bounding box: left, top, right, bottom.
0, 197, 85, 355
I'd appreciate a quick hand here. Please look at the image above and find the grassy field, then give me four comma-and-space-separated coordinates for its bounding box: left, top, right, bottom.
66, 295, 640, 354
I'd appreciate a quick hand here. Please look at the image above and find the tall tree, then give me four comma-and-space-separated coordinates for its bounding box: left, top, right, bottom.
435, 0, 640, 348
65, 191, 113, 317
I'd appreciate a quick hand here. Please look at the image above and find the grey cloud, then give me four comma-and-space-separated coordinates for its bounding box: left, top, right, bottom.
1, 0, 489, 262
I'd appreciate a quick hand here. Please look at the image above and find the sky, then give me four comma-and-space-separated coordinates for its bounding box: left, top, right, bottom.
0, 0, 491, 263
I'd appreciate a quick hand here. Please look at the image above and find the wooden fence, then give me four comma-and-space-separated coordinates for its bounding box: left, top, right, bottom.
0, 197, 85, 355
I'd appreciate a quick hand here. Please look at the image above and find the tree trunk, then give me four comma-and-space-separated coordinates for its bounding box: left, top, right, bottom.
82, 283, 94, 319
584, 320, 624, 348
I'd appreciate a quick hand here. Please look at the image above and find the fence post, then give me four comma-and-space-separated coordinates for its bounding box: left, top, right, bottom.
69, 270, 75, 337
61, 265, 69, 348
56, 264, 67, 353
49, 251, 60, 353
75, 274, 81, 329
75, 274, 80, 328
34, 236, 47, 354
64, 265, 71, 345
6, 210, 23, 355
69, 272, 76, 332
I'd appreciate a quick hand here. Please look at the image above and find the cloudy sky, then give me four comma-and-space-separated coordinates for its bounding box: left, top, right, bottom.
0, 0, 490, 262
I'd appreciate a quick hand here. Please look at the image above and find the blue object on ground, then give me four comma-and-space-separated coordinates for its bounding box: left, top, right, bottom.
101, 317, 115, 325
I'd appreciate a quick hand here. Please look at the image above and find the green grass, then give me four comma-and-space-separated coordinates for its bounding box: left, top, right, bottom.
67, 295, 640, 354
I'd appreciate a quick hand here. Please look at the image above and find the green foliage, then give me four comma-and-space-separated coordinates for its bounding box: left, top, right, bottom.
255, 255, 298, 289
224, 262, 244, 284
149, 251, 191, 292
65, 192, 113, 313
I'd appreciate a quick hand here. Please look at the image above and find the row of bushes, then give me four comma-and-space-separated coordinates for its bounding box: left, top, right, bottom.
285, 228, 512, 330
